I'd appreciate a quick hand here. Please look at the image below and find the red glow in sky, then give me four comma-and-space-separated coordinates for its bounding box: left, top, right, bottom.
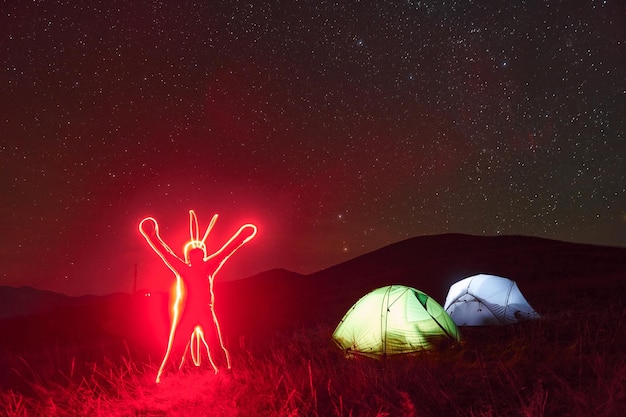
139, 210, 256, 383
2, 2, 625, 297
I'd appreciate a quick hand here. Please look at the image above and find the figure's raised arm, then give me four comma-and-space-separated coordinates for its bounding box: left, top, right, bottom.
207, 223, 258, 279
139, 217, 187, 274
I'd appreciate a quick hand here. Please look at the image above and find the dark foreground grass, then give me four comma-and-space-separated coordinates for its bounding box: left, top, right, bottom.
1, 281, 625, 416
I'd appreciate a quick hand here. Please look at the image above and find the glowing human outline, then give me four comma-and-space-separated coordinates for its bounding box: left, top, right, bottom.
139, 210, 257, 383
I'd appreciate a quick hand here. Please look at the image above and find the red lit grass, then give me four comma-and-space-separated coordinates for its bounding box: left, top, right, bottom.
1, 280, 625, 417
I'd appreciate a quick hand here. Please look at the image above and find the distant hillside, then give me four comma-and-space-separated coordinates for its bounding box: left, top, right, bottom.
1, 234, 625, 350
0, 286, 71, 319
215, 234, 626, 339
310, 233, 626, 301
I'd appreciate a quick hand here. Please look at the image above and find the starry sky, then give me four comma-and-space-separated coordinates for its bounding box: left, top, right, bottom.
1, 1, 624, 296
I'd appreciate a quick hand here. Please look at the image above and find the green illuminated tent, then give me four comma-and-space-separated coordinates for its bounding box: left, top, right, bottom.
332, 285, 460, 358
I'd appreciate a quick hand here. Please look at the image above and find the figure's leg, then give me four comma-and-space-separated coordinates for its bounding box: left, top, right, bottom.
156, 278, 186, 383
193, 325, 218, 373
156, 322, 177, 383
173, 303, 198, 370
207, 281, 231, 369
210, 304, 231, 369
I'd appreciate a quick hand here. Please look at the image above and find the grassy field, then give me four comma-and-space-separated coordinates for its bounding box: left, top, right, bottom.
1, 276, 624, 416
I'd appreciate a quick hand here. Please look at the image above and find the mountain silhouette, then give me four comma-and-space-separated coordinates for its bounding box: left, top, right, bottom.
1, 234, 625, 352
215, 233, 626, 338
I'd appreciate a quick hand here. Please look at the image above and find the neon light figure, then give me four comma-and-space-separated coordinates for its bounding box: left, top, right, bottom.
139, 210, 257, 383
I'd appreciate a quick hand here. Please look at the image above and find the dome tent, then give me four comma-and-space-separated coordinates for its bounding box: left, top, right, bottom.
444, 274, 540, 326
332, 285, 460, 358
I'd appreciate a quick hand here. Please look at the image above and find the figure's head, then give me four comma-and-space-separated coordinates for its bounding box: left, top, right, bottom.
184, 240, 207, 264
187, 247, 205, 265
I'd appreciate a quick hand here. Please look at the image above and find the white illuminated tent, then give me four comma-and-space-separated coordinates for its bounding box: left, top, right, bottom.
444, 274, 540, 326
332, 285, 460, 358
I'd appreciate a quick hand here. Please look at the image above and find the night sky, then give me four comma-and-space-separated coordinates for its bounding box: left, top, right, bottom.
2, 1, 624, 296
